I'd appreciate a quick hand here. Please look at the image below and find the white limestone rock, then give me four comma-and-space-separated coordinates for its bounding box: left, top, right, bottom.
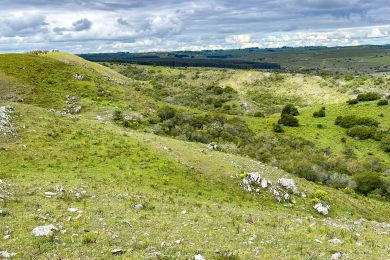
32, 224, 57, 237
314, 203, 330, 215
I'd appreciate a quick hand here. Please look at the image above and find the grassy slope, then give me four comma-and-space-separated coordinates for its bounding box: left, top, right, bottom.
1, 53, 390, 258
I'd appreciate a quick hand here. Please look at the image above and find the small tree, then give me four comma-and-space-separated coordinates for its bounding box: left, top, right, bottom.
281, 104, 299, 116
278, 114, 299, 127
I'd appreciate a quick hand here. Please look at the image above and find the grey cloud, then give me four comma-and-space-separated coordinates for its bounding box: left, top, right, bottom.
0, 13, 48, 37
54, 18, 92, 34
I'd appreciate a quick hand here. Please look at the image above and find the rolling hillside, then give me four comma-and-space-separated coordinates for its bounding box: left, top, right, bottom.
0, 52, 389, 259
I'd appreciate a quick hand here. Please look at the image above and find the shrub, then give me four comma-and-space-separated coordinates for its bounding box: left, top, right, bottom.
347, 126, 380, 140
357, 92, 381, 101
313, 108, 326, 118
253, 111, 265, 118
113, 110, 123, 121
157, 106, 176, 121
353, 172, 386, 196
278, 114, 299, 127
273, 123, 284, 132
281, 104, 299, 116
347, 99, 359, 105
381, 135, 390, 153
377, 99, 388, 106
335, 115, 379, 128
314, 189, 329, 200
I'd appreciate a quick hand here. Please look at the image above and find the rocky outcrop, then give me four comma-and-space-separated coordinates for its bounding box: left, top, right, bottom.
241, 173, 301, 203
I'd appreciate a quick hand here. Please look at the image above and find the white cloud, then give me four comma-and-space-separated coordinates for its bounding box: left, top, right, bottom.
225, 34, 261, 48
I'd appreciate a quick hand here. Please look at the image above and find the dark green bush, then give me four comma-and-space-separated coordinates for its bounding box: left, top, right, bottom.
278, 114, 299, 127
357, 92, 381, 101
113, 110, 123, 121
377, 99, 388, 106
157, 106, 176, 121
353, 172, 388, 196
347, 126, 380, 140
335, 115, 379, 128
347, 99, 359, 105
281, 104, 299, 116
381, 135, 390, 153
313, 108, 326, 118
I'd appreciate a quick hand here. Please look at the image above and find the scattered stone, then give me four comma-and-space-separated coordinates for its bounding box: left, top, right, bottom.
68, 208, 82, 213
133, 204, 143, 210
315, 239, 322, 243
194, 254, 206, 260
278, 178, 299, 194
112, 248, 124, 255
73, 73, 84, 80
328, 238, 343, 245
44, 192, 57, 198
207, 143, 218, 150
314, 203, 330, 215
32, 224, 57, 237
160, 241, 168, 248
0, 251, 16, 258
331, 252, 342, 259
181, 210, 187, 214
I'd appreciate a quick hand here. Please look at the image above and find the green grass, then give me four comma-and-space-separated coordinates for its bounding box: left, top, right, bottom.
1, 53, 390, 258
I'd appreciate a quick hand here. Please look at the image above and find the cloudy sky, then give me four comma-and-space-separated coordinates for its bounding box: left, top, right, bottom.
0, 0, 390, 53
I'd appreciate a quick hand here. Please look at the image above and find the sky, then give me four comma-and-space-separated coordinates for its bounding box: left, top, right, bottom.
0, 0, 390, 53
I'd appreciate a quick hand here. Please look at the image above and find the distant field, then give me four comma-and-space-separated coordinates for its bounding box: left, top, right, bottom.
79, 44, 390, 75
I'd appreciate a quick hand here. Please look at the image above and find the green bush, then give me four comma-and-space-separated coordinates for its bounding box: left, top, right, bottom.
281, 104, 299, 116
313, 108, 326, 118
157, 106, 176, 121
377, 99, 388, 106
381, 135, 390, 153
273, 123, 284, 133
347, 99, 359, 105
253, 111, 265, 118
113, 110, 123, 121
353, 172, 387, 196
278, 114, 299, 127
357, 92, 381, 101
335, 115, 379, 128
347, 126, 381, 140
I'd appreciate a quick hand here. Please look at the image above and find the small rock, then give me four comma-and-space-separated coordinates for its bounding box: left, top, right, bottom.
194, 254, 206, 260
32, 224, 57, 237
0, 251, 16, 258
315, 239, 322, 243
331, 252, 342, 259
68, 208, 82, 213
133, 204, 143, 210
44, 192, 57, 198
3, 235, 10, 240
328, 238, 343, 244
181, 210, 187, 214
112, 248, 124, 255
